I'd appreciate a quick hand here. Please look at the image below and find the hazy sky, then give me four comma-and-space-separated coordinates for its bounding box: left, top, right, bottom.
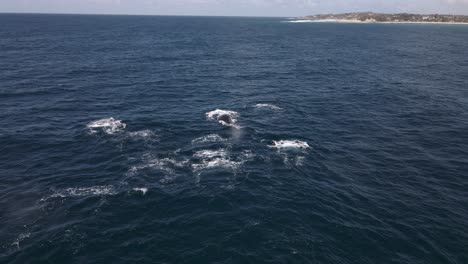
2, 0, 468, 16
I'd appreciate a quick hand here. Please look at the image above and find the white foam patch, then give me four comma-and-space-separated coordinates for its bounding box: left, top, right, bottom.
280, 155, 307, 167
150, 158, 188, 170
191, 134, 226, 145
43, 185, 117, 200
128, 158, 189, 176
128, 130, 155, 139
191, 158, 241, 171
193, 149, 228, 159
192, 149, 232, 171
205, 109, 240, 128
133, 188, 148, 195
295, 156, 306, 166
87, 118, 126, 135
240, 150, 255, 159
269, 140, 310, 150
255, 104, 282, 110
127, 166, 139, 176
11, 233, 30, 249
191, 149, 253, 172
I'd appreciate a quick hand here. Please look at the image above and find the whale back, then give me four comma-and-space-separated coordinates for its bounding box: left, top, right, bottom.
218, 114, 233, 124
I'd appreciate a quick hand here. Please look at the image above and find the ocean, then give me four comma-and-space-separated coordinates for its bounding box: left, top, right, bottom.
1, 14, 467, 264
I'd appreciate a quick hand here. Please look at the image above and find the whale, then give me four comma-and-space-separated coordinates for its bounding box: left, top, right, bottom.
217, 114, 233, 125
205, 109, 240, 128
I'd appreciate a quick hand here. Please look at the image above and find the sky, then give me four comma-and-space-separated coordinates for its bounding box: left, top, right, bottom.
1, 0, 468, 17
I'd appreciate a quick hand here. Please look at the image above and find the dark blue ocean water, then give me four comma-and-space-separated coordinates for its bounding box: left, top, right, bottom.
1, 14, 468, 264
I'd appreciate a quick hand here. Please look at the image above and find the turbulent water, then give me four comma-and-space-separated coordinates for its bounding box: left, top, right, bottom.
1, 14, 468, 264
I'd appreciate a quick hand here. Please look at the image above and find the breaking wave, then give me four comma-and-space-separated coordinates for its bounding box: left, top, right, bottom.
87, 118, 126, 135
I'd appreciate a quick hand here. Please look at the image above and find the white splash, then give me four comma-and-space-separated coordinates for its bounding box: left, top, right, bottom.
133, 188, 148, 195
255, 103, 282, 110
205, 109, 240, 128
191, 134, 226, 145
269, 140, 310, 150
87, 117, 126, 135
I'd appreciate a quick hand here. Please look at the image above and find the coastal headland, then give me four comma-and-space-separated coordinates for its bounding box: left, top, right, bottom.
295, 12, 468, 24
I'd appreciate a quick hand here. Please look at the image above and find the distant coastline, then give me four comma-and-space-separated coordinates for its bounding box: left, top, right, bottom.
292, 12, 468, 24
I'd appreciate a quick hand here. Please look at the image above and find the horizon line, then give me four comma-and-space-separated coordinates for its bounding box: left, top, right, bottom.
0, 11, 286, 18
1, 11, 468, 18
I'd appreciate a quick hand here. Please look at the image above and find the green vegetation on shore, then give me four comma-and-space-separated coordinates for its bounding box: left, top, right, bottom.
302, 12, 468, 23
